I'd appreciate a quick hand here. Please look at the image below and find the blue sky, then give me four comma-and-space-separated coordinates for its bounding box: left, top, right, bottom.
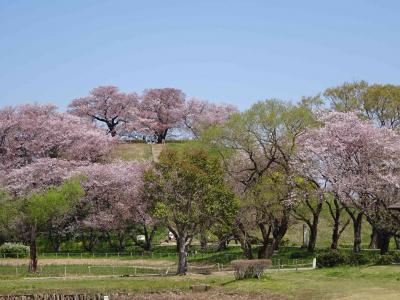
1, 0, 399, 111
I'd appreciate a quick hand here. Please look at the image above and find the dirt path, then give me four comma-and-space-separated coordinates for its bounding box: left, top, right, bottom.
0, 258, 174, 266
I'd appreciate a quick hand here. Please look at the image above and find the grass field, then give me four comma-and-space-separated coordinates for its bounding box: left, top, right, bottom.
1, 265, 400, 299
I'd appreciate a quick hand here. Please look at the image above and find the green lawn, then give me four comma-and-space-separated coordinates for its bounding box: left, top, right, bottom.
1, 266, 399, 299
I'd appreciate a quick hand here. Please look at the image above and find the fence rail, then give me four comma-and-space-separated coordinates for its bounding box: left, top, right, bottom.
0, 258, 317, 278
0, 251, 244, 260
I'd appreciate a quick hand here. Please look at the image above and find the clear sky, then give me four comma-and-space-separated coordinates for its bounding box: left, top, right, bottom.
1, 0, 399, 111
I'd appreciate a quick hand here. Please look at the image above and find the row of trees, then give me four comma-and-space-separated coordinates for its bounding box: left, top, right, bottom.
1, 81, 400, 275
68, 86, 237, 141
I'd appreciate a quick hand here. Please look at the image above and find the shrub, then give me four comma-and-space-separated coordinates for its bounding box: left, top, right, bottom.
316, 251, 347, 268
376, 254, 395, 265
392, 252, 400, 263
231, 259, 272, 279
347, 252, 371, 266
0, 243, 29, 257
290, 251, 310, 259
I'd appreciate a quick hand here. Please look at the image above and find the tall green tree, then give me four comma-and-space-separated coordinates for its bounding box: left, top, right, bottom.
143, 147, 238, 274
203, 99, 317, 257
0, 178, 84, 273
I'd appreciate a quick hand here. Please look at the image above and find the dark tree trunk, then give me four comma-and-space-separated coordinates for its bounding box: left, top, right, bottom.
28, 226, 38, 273
176, 236, 187, 275
292, 194, 323, 252
327, 196, 350, 250
107, 121, 118, 137
48, 229, 62, 253
307, 220, 318, 252
257, 223, 273, 259
353, 214, 363, 253
345, 207, 363, 253
235, 223, 253, 259
200, 232, 207, 251
379, 231, 391, 255
331, 221, 340, 250
143, 225, 157, 252
272, 216, 289, 251
81, 229, 98, 252
369, 227, 379, 249
117, 231, 126, 252
216, 233, 233, 251
156, 129, 168, 144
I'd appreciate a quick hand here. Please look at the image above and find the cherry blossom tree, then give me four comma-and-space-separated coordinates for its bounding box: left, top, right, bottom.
75, 161, 150, 251
183, 98, 237, 138
68, 86, 139, 137
299, 112, 400, 253
0, 104, 114, 173
139, 88, 186, 143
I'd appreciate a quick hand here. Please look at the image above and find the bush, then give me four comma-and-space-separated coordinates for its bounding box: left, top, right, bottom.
347, 252, 371, 266
0, 243, 29, 257
231, 259, 272, 279
316, 251, 347, 268
375, 254, 395, 265
290, 251, 310, 259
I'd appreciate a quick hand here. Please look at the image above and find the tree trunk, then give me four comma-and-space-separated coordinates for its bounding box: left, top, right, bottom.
200, 232, 207, 251
143, 225, 157, 252
257, 223, 273, 259
216, 233, 233, 251
81, 229, 97, 252
369, 228, 379, 249
307, 220, 318, 252
28, 226, 38, 273
327, 196, 349, 250
353, 213, 363, 253
177, 236, 187, 275
117, 231, 126, 252
235, 223, 253, 259
378, 230, 391, 255
271, 216, 289, 251
157, 129, 168, 144
344, 207, 363, 253
331, 220, 340, 250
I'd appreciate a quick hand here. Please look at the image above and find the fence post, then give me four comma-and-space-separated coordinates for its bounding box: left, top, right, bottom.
88, 266, 91, 275
64, 266, 67, 277
134, 267, 137, 276
68, 253, 70, 258
312, 258, 317, 269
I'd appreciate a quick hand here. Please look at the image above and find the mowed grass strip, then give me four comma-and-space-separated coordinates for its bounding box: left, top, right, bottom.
1, 266, 400, 299
111, 143, 152, 161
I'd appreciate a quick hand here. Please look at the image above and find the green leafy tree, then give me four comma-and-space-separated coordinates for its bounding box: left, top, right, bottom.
0, 178, 84, 273
203, 99, 317, 258
143, 147, 238, 274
